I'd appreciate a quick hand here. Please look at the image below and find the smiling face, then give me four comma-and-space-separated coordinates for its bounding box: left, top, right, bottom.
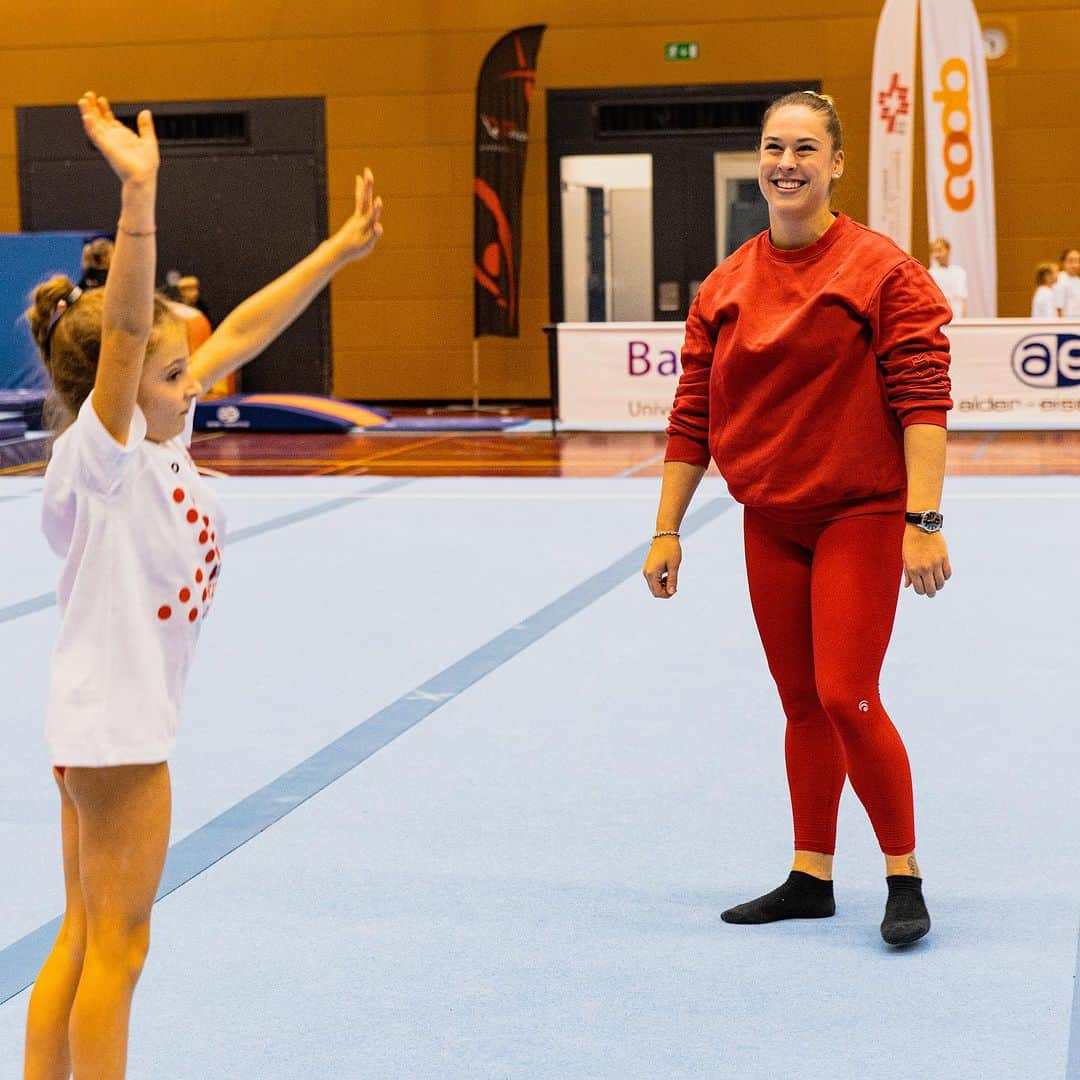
758, 104, 844, 227
137, 320, 202, 443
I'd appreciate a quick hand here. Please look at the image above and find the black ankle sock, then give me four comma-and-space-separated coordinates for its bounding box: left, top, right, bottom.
881, 875, 931, 946
721, 870, 836, 924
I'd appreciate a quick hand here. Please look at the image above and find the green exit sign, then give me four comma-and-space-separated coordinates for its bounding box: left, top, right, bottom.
665, 41, 700, 61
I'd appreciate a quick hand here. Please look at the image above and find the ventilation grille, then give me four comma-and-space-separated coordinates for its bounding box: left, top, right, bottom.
596, 98, 769, 138
118, 111, 250, 146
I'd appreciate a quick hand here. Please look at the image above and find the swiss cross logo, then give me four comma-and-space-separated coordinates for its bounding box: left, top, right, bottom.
877, 72, 911, 133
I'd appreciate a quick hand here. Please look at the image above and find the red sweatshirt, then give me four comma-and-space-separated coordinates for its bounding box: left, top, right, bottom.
666, 213, 952, 519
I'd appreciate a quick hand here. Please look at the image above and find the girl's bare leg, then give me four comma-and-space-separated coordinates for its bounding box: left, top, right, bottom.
24, 769, 86, 1080
65, 763, 171, 1080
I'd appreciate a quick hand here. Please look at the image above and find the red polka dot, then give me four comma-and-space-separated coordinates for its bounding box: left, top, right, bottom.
211, 532, 216, 541
158, 605, 172, 620
188, 608, 198, 623
202, 588, 208, 601
186, 509, 199, 524
205, 550, 216, 563
199, 530, 209, 544
202, 515, 209, 525
195, 568, 204, 583
172, 488, 185, 503
179, 587, 191, 603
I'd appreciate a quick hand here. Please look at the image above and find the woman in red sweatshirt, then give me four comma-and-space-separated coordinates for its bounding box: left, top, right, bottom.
643, 90, 952, 946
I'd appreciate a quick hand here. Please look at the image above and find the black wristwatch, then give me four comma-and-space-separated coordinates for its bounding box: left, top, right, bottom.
905, 510, 944, 533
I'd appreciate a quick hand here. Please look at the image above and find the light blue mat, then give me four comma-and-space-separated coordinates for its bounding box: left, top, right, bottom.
1, 476, 1078, 1079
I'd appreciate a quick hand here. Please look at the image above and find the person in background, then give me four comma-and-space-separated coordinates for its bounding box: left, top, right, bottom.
77, 236, 114, 291
177, 275, 211, 325
927, 237, 967, 320
1053, 248, 1080, 318
160, 268, 182, 301
1031, 262, 1059, 319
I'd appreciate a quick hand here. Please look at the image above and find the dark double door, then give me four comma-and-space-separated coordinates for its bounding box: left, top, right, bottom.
547, 82, 810, 324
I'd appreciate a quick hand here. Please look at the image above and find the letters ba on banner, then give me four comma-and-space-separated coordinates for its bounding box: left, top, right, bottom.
556, 323, 685, 429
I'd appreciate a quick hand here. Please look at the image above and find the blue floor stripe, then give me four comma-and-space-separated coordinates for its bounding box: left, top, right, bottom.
0, 593, 56, 625
0, 478, 410, 626
223, 477, 410, 543
0, 494, 733, 1005
1067, 931, 1080, 1079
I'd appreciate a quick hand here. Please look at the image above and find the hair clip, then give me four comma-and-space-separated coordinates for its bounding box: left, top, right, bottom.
43, 285, 84, 352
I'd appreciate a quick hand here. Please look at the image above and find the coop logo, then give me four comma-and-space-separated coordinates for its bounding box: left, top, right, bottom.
932, 58, 975, 212
858, 700, 870, 713
216, 405, 241, 424
1011, 334, 1080, 388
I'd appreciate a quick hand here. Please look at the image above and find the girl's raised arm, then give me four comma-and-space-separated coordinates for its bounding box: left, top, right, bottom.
79, 92, 160, 445
190, 170, 383, 390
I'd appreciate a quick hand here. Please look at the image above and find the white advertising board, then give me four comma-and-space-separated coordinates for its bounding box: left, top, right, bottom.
556, 322, 685, 430
555, 319, 1080, 431
944, 319, 1080, 428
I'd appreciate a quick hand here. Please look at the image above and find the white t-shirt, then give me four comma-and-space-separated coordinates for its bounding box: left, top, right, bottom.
928, 263, 968, 318
1052, 273, 1080, 318
42, 394, 225, 766
1032, 285, 1058, 319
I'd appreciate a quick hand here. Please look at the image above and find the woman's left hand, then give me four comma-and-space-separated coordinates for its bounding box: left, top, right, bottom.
903, 527, 952, 597
335, 169, 384, 260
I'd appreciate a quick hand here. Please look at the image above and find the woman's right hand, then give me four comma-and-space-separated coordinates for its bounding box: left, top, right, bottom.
643, 536, 682, 598
78, 92, 159, 185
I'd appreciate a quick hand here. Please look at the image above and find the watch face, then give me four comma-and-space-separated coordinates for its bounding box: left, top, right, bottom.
908, 511, 943, 532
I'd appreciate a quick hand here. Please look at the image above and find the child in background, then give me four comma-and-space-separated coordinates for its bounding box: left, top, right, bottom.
1053, 248, 1080, 318
927, 237, 967, 320
1031, 262, 1059, 319
23, 91, 382, 1080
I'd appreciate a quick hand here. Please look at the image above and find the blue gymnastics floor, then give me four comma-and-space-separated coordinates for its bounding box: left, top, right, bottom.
1, 475, 1079, 1079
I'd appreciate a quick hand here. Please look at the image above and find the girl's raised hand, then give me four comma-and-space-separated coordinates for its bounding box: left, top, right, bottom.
335, 169, 384, 260
78, 91, 159, 185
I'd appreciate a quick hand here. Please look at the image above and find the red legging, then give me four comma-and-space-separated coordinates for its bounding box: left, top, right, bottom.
743, 507, 915, 856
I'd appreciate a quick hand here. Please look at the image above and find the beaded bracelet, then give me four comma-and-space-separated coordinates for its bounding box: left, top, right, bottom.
652, 530, 680, 540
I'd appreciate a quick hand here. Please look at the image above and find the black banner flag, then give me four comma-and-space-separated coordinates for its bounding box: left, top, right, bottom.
473, 25, 545, 338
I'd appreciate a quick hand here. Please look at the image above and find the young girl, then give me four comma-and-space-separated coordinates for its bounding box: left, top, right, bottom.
1031, 262, 1059, 319
1053, 247, 1080, 318
23, 91, 382, 1080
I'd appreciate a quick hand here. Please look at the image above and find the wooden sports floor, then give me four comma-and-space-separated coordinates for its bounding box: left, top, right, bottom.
4, 426, 1080, 478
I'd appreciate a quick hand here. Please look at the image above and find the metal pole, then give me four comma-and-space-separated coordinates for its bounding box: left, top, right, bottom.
472, 338, 481, 412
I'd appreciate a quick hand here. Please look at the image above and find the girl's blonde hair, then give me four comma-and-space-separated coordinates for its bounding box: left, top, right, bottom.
26, 276, 179, 431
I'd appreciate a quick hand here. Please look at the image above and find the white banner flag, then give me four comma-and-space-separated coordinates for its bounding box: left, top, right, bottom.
921, 0, 998, 316
868, 0, 918, 250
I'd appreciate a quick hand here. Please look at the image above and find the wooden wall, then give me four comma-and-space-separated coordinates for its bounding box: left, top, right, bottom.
1, 1, 1076, 400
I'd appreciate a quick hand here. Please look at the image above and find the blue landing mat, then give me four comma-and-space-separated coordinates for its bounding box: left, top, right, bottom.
369, 416, 529, 432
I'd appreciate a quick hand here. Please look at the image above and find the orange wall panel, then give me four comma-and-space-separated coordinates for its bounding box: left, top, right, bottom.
2, 1, 1077, 399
